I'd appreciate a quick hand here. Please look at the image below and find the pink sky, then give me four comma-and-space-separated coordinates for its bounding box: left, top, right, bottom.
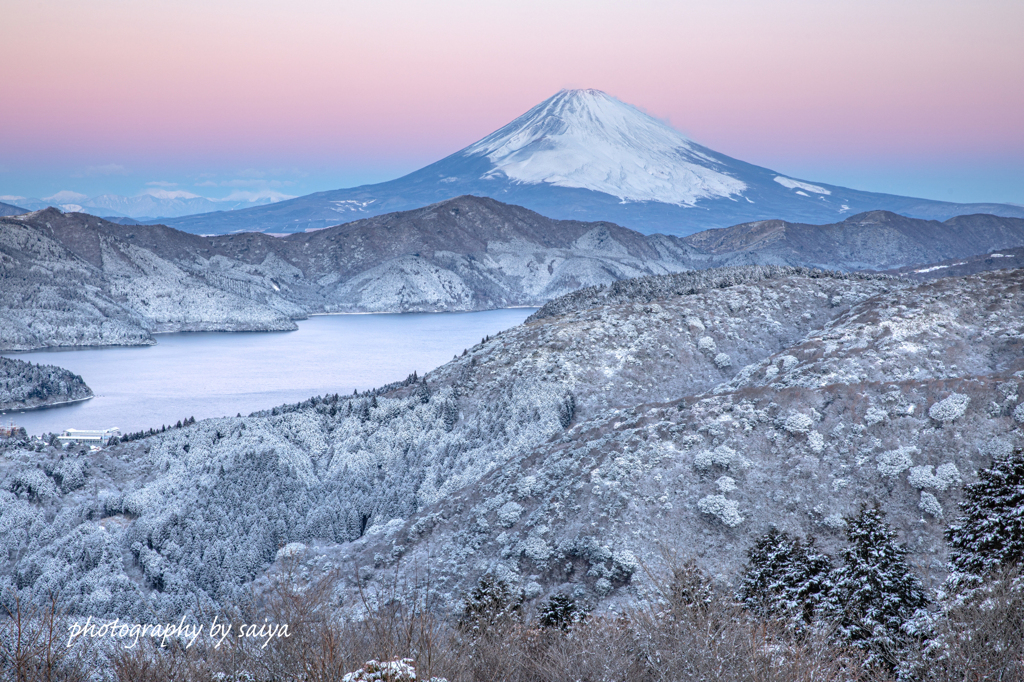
1, 0, 1022, 203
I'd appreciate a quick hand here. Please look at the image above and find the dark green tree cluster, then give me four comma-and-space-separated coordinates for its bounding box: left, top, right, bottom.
945, 449, 1024, 588
827, 507, 928, 669
739, 507, 926, 671
742, 450, 1024, 674
458, 574, 523, 636
737, 527, 831, 630
538, 593, 582, 630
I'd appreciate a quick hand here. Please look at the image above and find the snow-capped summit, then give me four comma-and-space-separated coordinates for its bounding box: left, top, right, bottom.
463, 89, 745, 206
157, 89, 1024, 236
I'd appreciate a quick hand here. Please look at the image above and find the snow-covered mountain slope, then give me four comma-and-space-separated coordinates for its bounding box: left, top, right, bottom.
885, 246, 1024, 280
7, 198, 1024, 351
463, 89, 746, 206
682, 210, 1024, 271
157, 89, 1024, 236
0, 209, 299, 351
0, 198, 704, 350
0, 356, 92, 411
5, 267, 1022, 621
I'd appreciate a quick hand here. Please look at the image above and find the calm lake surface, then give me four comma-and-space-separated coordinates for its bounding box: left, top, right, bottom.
2, 309, 535, 437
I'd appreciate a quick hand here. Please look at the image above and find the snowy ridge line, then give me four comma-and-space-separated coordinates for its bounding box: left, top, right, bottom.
526, 265, 901, 322
118, 371, 435, 444
246, 369, 436, 419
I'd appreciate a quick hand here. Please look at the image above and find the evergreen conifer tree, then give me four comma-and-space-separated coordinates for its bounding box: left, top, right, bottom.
539, 593, 580, 630
738, 527, 832, 630
442, 398, 458, 432
827, 506, 927, 670
946, 449, 1024, 588
739, 527, 798, 616
416, 380, 431, 404
558, 392, 576, 428
458, 574, 523, 636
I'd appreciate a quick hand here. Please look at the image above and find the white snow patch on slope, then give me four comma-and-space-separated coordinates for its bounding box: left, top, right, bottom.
463, 89, 746, 206
774, 176, 832, 195
914, 262, 966, 274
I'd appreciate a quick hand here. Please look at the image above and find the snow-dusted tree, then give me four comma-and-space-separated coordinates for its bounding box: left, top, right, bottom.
538, 593, 581, 630
557, 392, 576, 428
342, 658, 419, 682
946, 449, 1024, 589
442, 398, 459, 432
737, 527, 833, 631
416, 380, 431, 404
826, 506, 927, 670
458, 574, 523, 635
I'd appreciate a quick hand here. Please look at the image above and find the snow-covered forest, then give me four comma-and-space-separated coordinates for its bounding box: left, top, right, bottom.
1, 265, 1022, 680
0, 356, 92, 411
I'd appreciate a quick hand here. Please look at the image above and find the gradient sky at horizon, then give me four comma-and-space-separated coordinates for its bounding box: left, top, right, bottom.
1, 0, 1022, 205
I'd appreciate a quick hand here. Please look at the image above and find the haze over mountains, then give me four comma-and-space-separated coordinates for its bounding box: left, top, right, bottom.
3, 189, 293, 221
3, 195, 1024, 352
153, 89, 1024, 236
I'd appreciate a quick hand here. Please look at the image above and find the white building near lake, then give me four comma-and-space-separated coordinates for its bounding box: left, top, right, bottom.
57, 427, 120, 446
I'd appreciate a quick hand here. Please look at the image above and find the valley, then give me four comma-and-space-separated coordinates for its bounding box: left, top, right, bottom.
5, 3, 1022, 677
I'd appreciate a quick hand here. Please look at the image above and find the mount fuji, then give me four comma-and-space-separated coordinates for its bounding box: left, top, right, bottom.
159, 89, 1024, 236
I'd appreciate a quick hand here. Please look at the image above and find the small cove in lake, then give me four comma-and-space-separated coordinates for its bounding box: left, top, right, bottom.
2, 309, 535, 437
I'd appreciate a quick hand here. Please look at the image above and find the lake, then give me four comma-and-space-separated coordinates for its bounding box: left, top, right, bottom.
1, 309, 535, 437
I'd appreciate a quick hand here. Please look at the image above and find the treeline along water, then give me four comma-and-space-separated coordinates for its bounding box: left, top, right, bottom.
1, 309, 534, 437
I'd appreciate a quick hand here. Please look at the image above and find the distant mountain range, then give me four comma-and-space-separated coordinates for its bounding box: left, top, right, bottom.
883, 245, 1024, 280
0, 201, 26, 217
4, 195, 1024, 351
155, 89, 1024, 236
683, 210, 1024, 271
1, 190, 292, 220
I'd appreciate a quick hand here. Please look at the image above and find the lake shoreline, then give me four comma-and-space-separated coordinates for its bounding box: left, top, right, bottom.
5, 309, 537, 437
0, 394, 94, 417
1, 307, 542, 355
